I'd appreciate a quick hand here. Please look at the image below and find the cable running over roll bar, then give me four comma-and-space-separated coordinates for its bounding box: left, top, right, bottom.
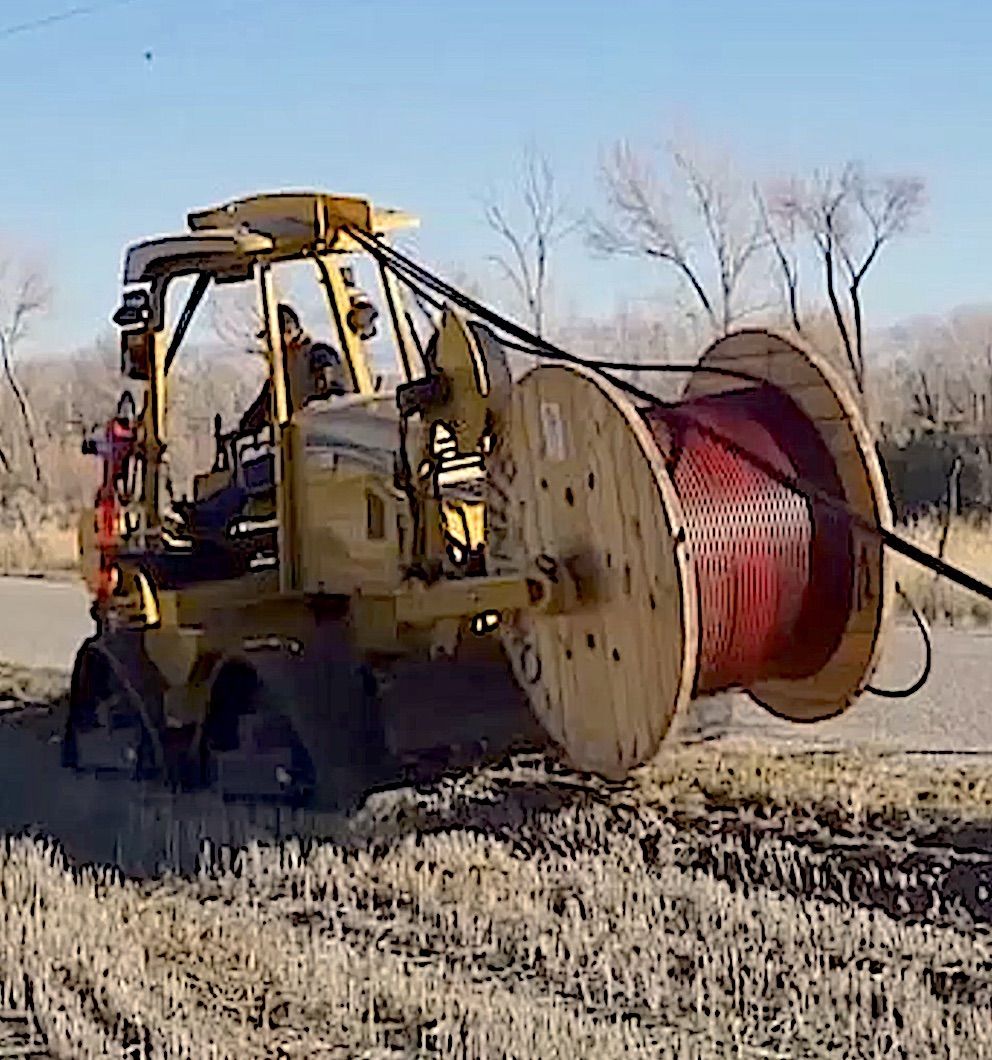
349, 226, 992, 609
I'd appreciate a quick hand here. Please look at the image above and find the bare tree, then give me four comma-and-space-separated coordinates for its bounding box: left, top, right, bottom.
484, 148, 577, 337
754, 185, 802, 334
0, 259, 50, 487
210, 285, 266, 357
889, 308, 992, 436
590, 140, 771, 338
775, 164, 924, 391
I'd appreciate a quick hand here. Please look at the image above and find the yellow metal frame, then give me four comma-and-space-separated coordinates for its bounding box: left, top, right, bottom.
91, 190, 552, 735
316, 255, 374, 395
111, 192, 423, 578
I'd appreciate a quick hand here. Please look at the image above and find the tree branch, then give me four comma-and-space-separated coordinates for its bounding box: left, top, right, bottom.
593, 139, 771, 337
755, 185, 801, 333
0, 270, 49, 488
776, 165, 923, 393
483, 148, 576, 336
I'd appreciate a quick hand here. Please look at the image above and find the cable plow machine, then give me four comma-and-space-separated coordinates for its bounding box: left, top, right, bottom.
66, 189, 908, 809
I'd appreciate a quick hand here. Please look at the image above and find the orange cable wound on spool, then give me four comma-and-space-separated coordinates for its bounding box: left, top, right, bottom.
643, 383, 854, 697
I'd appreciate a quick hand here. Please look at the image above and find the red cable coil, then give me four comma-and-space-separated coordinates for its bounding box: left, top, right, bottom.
643, 384, 853, 696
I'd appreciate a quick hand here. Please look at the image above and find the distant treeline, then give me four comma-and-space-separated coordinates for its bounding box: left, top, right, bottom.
880, 431, 992, 518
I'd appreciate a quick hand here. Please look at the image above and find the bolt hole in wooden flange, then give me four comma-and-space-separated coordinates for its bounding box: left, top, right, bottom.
680, 329, 894, 722
496, 363, 698, 779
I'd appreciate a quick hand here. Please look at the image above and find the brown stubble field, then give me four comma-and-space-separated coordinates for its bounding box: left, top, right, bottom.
3, 684, 992, 1060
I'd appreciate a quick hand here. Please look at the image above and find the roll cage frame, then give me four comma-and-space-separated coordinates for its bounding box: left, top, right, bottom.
110, 193, 425, 579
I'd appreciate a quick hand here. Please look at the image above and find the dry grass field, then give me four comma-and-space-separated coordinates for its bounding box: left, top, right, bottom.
2, 740, 992, 1058
2, 516, 992, 1056
897, 513, 992, 625
0, 518, 77, 577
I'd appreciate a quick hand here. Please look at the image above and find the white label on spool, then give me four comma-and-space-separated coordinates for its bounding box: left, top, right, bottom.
540, 401, 567, 462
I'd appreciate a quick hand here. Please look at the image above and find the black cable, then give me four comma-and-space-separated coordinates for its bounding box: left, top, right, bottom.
352, 229, 772, 394
347, 227, 595, 371
356, 238, 448, 308
367, 245, 763, 404
366, 251, 447, 313
164, 271, 210, 374
574, 359, 762, 381
676, 412, 992, 608
368, 244, 445, 314
864, 583, 933, 699
351, 226, 992, 612
492, 336, 768, 385
0, 0, 141, 40
402, 277, 446, 314
878, 528, 992, 605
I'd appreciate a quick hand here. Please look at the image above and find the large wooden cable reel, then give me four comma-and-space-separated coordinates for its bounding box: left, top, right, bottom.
493, 330, 893, 780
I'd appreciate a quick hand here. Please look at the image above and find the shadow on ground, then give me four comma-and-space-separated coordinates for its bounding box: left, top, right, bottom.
4, 668, 992, 937
0, 670, 577, 878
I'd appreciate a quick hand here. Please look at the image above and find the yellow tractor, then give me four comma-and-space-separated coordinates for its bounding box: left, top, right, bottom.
66, 189, 897, 809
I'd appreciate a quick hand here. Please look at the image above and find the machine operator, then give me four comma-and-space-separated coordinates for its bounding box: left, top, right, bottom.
239, 303, 354, 434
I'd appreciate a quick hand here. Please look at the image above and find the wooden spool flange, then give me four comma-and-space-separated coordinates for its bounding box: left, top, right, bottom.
491, 363, 697, 779
494, 330, 894, 778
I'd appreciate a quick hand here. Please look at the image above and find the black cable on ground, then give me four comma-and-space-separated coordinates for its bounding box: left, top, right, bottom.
864, 583, 933, 699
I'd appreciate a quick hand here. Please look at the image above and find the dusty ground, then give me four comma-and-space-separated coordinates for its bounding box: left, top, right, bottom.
2, 577, 992, 1056
3, 746, 992, 1058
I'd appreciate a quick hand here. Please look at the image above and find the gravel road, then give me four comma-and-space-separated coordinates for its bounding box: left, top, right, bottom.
718, 620, 992, 755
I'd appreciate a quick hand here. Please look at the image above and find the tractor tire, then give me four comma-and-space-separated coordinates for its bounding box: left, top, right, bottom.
284, 659, 395, 812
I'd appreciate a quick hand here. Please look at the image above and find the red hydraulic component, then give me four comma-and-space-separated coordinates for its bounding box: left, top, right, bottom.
86, 401, 139, 605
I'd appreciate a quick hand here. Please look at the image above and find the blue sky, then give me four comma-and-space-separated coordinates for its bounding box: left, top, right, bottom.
1, 0, 990, 353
